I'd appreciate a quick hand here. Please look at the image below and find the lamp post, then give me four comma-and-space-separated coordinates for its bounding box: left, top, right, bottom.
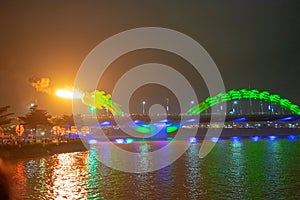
260, 100, 264, 114
190, 100, 195, 115
233, 100, 238, 115
166, 98, 169, 115
142, 101, 146, 115
190, 100, 195, 107
89, 106, 97, 118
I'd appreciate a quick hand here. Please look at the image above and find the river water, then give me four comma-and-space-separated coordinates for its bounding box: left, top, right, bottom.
10, 138, 300, 200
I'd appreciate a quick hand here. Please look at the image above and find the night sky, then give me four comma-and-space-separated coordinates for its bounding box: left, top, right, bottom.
0, 1, 299, 115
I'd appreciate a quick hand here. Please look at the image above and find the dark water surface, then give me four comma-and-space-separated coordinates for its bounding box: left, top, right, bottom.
10, 138, 300, 200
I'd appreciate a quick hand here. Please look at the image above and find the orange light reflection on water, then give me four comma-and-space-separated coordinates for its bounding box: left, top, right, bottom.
12, 162, 27, 198
49, 153, 89, 199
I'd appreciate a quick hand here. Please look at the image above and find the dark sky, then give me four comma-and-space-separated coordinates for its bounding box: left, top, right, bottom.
0, 0, 299, 115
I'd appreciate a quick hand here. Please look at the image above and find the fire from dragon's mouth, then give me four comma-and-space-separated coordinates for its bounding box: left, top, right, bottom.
55, 89, 83, 99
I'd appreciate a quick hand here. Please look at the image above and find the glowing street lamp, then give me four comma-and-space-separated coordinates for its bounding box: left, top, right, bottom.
166, 98, 169, 115
190, 100, 195, 105
189, 100, 195, 115
89, 106, 97, 118
190, 100, 195, 109
142, 101, 146, 115
233, 100, 239, 115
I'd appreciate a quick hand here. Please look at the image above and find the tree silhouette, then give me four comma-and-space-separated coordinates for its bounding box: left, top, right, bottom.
19, 106, 52, 134
0, 106, 14, 126
51, 114, 85, 129
51, 114, 75, 128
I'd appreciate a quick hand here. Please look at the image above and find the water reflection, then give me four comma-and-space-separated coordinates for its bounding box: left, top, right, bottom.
264, 140, 284, 199
48, 153, 89, 199
12, 162, 26, 199
137, 143, 152, 172
25, 160, 38, 179
85, 147, 106, 199
228, 140, 246, 199
9, 138, 300, 199
185, 144, 202, 200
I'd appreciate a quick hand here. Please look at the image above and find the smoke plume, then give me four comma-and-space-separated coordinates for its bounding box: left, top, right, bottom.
29, 76, 51, 94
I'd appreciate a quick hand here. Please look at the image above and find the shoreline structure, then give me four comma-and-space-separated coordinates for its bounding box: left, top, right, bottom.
1, 127, 299, 160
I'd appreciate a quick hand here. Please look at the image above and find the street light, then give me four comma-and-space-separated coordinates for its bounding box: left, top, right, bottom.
89, 106, 97, 118
190, 100, 195, 107
189, 100, 195, 115
166, 98, 169, 115
142, 101, 146, 115
233, 100, 239, 115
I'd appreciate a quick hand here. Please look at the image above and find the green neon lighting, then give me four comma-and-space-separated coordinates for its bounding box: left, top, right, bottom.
125, 138, 135, 144
82, 90, 124, 115
88, 106, 97, 113
134, 123, 179, 134
166, 125, 179, 133
135, 125, 151, 134
187, 89, 300, 115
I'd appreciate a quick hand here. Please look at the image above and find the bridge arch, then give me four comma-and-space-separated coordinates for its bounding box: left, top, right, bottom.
187, 89, 300, 115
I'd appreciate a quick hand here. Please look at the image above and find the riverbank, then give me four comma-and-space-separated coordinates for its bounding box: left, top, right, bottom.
0, 139, 89, 160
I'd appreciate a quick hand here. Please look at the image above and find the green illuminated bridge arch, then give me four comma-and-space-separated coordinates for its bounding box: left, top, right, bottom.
187, 89, 300, 115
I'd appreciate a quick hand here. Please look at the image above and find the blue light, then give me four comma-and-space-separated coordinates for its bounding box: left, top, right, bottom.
165, 123, 176, 127
210, 137, 219, 142
115, 138, 125, 144
99, 121, 113, 126
287, 135, 298, 141
185, 118, 197, 123
276, 116, 295, 122
157, 119, 172, 123
231, 117, 247, 122
250, 136, 261, 142
189, 137, 198, 143
267, 136, 278, 141
88, 139, 98, 144
70, 134, 78, 139
230, 136, 241, 142
140, 123, 150, 128
134, 120, 143, 124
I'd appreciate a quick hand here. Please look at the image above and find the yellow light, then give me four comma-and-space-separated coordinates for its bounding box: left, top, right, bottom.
56, 89, 83, 99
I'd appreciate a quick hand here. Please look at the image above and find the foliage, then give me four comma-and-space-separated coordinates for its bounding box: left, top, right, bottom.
50, 114, 84, 128
19, 106, 52, 130
0, 105, 14, 126
51, 114, 74, 128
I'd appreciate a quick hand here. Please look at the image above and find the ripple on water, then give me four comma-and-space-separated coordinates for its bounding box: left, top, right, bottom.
9, 139, 300, 199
